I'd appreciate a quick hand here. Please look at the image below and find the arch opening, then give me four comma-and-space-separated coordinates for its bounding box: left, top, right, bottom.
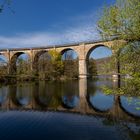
10, 52, 31, 75
61, 49, 79, 79
0, 55, 8, 75
87, 45, 113, 78
33, 50, 52, 79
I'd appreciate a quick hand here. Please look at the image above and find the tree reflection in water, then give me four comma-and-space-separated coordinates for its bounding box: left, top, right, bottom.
0, 86, 8, 105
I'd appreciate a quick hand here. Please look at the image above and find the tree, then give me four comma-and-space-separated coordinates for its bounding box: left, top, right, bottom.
98, 5, 121, 40
48, 50, 64, 80
120, 42, 140, 76
98, 0, 140, 42
98, 0, 140, 94
98, 0, 140, 75
88, 58, 98, 77
62, 50, 78, 79
16, 57, 31, 75
0, 0, 12, 13
63, 59, 78, 79
38, 52, 51, 76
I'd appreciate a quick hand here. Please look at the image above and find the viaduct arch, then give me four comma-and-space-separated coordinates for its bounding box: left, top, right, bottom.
0, 40, 125, 78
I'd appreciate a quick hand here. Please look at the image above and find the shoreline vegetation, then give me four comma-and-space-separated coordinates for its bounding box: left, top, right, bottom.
0, 74, 109, 82
0, 74, 80, 84
0, 73, 119, 84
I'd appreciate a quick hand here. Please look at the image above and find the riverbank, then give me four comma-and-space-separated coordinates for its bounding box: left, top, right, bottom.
0, 75, 37, 84
0, 74, 79, 84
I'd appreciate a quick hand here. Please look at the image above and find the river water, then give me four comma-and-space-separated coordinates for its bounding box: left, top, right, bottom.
0, 77, 140, 140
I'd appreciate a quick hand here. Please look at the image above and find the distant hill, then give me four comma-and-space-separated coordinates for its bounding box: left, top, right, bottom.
89, 57, 113, 75
89, 57, 111, 64
95, 57, 111, 64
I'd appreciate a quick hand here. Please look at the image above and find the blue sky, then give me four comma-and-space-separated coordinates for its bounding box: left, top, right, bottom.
0, 0, 114, 58
90, 47, 112, 59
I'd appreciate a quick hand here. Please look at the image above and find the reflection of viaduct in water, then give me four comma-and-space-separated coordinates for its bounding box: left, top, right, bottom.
0, 40, 125, 78
78, 79, 140, 121
0, 79, 139, 122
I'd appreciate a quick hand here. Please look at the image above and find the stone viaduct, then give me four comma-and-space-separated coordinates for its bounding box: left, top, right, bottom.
0, 40, 124, 78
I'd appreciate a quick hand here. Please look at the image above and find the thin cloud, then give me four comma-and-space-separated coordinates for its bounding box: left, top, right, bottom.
0, 9, 101, 49
0, 24, 100, 49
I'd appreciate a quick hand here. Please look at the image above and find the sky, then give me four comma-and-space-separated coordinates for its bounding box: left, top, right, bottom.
0, 0, 115, 59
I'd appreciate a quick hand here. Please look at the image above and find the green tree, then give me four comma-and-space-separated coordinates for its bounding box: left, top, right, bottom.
120, 42, 140, 76
98, 0, 140, 75
98, 0, 140, 42
63, 59, 78, 79
37, 52, 51, 79
62, 50, 78, 79
48, 50, 64, 80
16, 57, 31, 75
98, 0, 140, 94
0, 0, 12, 13
98, 5, 121, 40
88, 58, 98, 77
